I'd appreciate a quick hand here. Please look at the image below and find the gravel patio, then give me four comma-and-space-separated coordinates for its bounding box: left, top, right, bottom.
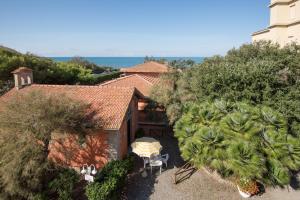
125, 136, 300, 200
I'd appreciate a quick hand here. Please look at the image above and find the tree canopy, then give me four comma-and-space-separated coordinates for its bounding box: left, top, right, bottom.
151, 41, 300, 136
175, 100, 300, 186
151, 41, 300, 187
0, 47, 121, 95
0, 91, 96, 199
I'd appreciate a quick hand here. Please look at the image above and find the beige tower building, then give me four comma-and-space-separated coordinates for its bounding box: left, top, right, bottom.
252, 0, 300, 46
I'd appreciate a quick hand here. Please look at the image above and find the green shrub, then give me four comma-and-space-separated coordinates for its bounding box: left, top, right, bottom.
95, 156, 134, 185
85, 178, 118, 200
0, 80, 13, 96
151, 41, 300, 135
175, 100, 300, 186
85, 156, 134, 200
93, 72, 122, 84
0, 46, 120, 94
32, 193, 48, 200
48, 168, 79, 200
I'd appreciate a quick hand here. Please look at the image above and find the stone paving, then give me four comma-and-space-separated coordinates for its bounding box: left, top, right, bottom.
126, 136, 300, 200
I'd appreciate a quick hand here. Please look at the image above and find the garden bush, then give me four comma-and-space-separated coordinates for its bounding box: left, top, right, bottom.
151, 41, 300, 136
85, 156, 134, 200
0, 46, 119, 95
93, 71, 122, 84
48, 168, 80, 200
85, 178, 118, 200
175, 100, 300, 186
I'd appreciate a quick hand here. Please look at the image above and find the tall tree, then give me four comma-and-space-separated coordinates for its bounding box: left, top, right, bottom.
0, 91, 97, 199
151, 41, 300, 135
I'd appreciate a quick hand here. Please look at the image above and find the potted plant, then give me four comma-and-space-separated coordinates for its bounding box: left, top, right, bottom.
236, 178, 259, 198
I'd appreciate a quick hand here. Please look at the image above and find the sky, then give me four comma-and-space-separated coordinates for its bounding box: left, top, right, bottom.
0, 0, 270, 57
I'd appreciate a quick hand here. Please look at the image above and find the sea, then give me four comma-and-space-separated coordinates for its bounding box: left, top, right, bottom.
50, 57, 205, 68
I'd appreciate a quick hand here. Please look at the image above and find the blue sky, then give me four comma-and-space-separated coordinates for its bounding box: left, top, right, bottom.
0, 0, 270, 57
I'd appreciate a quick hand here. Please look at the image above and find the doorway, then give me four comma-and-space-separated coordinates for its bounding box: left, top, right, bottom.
127, 119, 131, 146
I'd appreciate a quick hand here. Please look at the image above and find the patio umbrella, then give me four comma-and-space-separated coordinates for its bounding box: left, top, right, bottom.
131, 137, 162, 158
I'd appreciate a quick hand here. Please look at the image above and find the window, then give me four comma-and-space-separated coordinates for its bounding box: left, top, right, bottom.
290, 4, 296, 19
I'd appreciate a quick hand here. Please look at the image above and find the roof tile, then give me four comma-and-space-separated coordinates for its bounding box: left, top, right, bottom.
0, 84, 136, 130
100, 74, 153, 97
136, 74, 161, 85
11, 67, 32, 74
120, 61, 169, 73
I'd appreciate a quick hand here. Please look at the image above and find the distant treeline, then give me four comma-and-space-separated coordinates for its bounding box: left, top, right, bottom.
0, 46, 121, 95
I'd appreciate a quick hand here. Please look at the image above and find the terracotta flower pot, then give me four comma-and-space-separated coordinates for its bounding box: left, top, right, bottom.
237, 186, 251, 198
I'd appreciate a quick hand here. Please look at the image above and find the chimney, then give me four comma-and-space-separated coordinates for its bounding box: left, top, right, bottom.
11, 67, 33, 90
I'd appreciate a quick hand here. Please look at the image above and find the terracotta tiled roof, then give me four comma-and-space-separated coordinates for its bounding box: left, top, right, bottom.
137, 74, 161, 85
100, 75, 153, 97
120, 61, 169, 73
0, 84, 137, 130
11, 67, 32, 74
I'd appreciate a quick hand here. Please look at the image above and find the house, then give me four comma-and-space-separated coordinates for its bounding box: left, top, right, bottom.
104, 61, 171, 111
0, 67, 143, 170
114, 61, 171, 136
1, 62, 171, 170
99, 72, 169, 136
118, 61, 170, 110
252, 0, 300, 46
120, 61, 169, 85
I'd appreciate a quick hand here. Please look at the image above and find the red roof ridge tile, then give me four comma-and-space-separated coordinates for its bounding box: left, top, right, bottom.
99, 74, 137, 86
99, 85, 136, 90
29, 83, 135, 91
100, 74, 153, 87
120, 61, 169, 73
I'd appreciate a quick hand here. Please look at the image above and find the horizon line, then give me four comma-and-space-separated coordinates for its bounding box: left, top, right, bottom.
47, 56, 206, 58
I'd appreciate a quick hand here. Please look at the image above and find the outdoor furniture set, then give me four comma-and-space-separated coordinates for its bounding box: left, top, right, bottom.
131, 137, 169, 174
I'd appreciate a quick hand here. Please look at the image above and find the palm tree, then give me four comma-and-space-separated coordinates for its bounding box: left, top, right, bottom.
175, 100, 300, 186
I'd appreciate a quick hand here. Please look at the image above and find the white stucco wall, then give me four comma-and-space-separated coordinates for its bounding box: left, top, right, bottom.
270, 4, 290, 25
286, 23, 300, 44
252, 0, 300, 46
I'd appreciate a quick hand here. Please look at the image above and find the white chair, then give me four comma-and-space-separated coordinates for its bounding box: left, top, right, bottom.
160, 154, 169, 168
142, 157, 150, 168
150, 160, 163, 174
